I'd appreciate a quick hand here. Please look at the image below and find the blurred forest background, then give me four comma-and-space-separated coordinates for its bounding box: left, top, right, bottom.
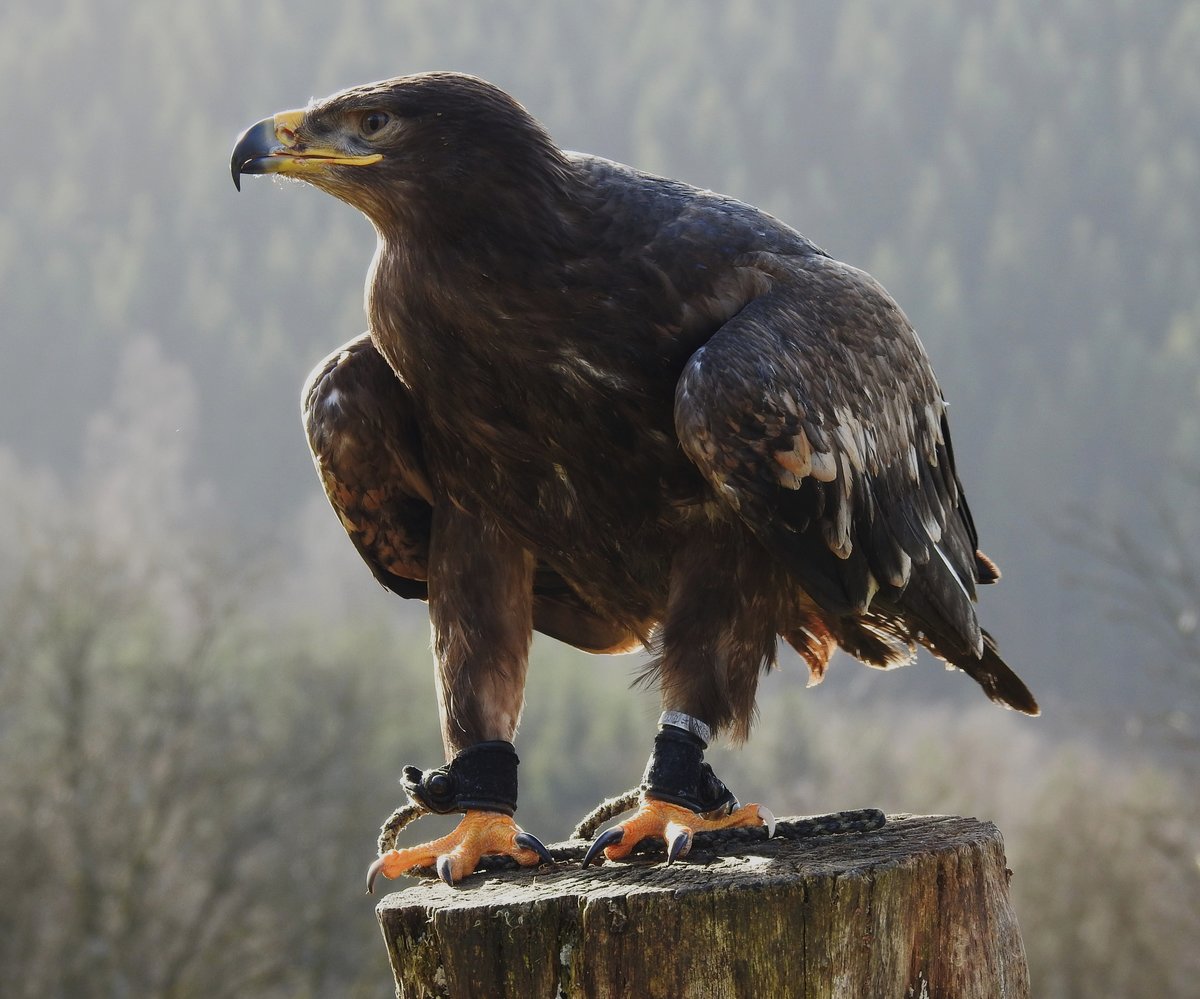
1, 0, 1198, 995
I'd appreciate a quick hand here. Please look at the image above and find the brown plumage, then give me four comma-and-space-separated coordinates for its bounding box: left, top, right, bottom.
234, 71, 1036, 773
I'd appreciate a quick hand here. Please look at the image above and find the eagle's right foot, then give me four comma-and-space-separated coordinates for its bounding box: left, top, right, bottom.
366, 740, 551, 889
366, 809, 551, 889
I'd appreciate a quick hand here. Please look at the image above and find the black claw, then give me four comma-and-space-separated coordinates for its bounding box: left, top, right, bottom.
515, 831, 554, 866
436, 856, 455, 886
582, 826, 625, 868
666, 828, 692, 865
365, 856, 386, 896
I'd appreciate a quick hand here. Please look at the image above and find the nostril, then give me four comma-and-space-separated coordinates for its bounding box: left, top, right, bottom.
276, 125, 298, 147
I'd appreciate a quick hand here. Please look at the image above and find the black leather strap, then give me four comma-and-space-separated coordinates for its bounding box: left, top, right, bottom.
641, 726, 738, 814
401, 741, 519, 815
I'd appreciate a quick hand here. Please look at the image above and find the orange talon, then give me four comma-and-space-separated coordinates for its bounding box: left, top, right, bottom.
365, 810, 549, 891
583, 797, 773, 866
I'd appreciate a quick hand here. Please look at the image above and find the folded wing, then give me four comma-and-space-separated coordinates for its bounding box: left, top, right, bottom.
303, 333, 641, 655
675, 257, 1036, 713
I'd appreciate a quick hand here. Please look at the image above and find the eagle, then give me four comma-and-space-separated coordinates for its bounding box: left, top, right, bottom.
231, 72, 1037, 887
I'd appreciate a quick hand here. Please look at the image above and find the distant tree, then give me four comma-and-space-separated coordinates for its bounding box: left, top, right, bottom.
1068, 474, 1200, 756
0, 340, 428, 996
1015, 749, 1200, 999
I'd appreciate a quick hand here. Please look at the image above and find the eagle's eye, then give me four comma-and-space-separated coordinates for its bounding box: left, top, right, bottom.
361, 111, 390, 137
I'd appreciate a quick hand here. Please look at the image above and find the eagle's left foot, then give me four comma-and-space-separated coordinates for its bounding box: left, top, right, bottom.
582, 713, 776, 866
582, 796, 774, 865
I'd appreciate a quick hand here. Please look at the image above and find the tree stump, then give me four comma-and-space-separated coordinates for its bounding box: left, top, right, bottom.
375, 814, 1029, 998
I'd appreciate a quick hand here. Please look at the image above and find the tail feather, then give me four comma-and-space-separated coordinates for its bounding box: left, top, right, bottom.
955, 630, 1039, 715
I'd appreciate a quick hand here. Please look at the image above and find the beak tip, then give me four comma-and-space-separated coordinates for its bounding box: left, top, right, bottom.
230, 116, 280, 192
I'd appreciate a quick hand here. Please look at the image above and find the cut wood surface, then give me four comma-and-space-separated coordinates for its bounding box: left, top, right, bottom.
376, 814, 1029, 998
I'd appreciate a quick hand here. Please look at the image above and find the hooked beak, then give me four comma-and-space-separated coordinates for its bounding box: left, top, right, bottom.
230, 109, 382, 191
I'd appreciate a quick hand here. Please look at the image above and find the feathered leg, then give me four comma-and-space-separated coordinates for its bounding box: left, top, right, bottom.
367, 505, 551, 888
585, 527, 778, 865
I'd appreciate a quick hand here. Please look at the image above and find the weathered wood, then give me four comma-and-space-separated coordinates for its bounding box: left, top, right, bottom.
376, 814, 1029, 998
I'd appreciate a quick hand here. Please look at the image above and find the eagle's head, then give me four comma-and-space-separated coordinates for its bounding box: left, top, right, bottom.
231, 72, 572, 238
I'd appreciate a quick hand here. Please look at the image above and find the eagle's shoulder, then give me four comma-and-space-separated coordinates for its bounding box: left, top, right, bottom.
567, 152, 826, 261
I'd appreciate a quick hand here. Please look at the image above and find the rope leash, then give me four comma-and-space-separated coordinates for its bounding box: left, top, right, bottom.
571, 787, 643, 841
377, 801, 429, 855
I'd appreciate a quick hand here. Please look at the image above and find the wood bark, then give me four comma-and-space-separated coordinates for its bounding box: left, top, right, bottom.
375, 814, 1029, 998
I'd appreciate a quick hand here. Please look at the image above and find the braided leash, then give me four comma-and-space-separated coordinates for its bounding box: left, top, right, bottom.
377, 801, 429, 854
377, 789, 885, 874
571, 787, 643, 841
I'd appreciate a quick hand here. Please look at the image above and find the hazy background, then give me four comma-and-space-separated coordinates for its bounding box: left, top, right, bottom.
2, 0, 1198, 995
